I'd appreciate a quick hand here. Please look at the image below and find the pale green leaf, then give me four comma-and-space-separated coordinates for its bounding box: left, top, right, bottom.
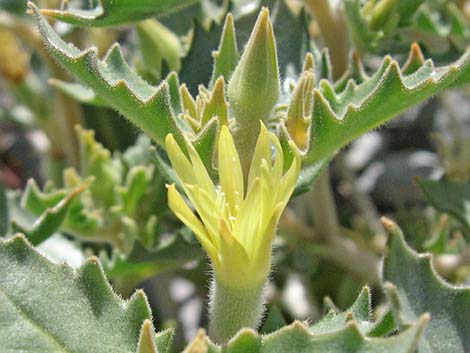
382, 218, 470, 353
304, 48, 470, 165
0, 234, 153, 353
186, 318, 427, 353
30, 3, 184, 147
38, 0, 198, 27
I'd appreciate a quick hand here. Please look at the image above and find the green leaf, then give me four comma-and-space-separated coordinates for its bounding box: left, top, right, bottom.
101, 233, 202, 285
136, 18, 182, 82
261, 319, 426, 353
0, 234, 155, 353
310, 286, 373, 335
49, 79, 109, 107
209, 13, 239, 87
260, 306, 286, 334
30, 3, 184, 147
38, 0, 198, 27
381, 218, 470, 353
343, 0, 425, 53
416, 178, 470, 235
303, 47, 470, 165
185, 318, 428, 353
11, 181, 90, 245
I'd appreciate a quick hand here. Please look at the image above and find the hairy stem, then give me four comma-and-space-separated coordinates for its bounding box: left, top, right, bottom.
209, 278, 266, 344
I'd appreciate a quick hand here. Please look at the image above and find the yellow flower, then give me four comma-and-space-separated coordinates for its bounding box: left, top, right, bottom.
166, 124, 301, 289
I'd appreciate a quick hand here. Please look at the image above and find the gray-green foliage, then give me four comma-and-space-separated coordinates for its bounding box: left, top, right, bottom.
30, 3, 470, 195
5, 217, 469, 352
0, 234, 159, 353
417, 178, 470, 236
382, 218, 470, 353
343, 0, 470, 56
6, 127, 201, 285
38, 0, 198, 26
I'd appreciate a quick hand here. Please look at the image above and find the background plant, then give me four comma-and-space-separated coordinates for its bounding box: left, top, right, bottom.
0, 0, 469, 352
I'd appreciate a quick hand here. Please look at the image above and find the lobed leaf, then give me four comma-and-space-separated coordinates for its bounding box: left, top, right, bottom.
382, 218, 470, 353
101, 233, 202, 285
30, 3, 184, 147
37, 0, 198, 27
11, 181, 90, 245
184, 318, 427, 353
0, 234, 158, 353
303, 48, 470, 165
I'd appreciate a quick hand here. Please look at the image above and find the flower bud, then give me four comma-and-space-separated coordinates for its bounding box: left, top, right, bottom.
227, 7, 280, 174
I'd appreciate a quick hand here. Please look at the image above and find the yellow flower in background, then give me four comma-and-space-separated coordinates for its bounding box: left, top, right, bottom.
166, 124, 301, 289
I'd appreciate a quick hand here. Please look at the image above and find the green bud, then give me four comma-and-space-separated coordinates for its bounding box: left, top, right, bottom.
227, 7, 280, 174
227, 7, 279, 126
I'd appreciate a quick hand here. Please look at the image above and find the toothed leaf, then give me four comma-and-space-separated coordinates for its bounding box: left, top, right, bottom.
39, 0, 198, 27
185, 318, 427, 353
11, 181, 89, 245
310, 286, 373, 335
31, 4, 184, 147
0, 235, 154, 353
382, 220, 470, 353
304, 48, 470, 165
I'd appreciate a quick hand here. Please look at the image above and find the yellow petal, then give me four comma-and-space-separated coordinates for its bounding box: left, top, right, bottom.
167, 184, 218, 261
233, 177, 263, 252
184, 136, 217, 200
218, 126, 244, 216
187, 185, 222, 248
252, 202, 283, 274
269, 131, 284, 184
247, 122, 271, 191
165, 134, 195, 187
277, 141, 301, 207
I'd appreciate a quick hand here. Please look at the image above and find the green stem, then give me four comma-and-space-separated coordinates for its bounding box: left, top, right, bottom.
209, 278, 266, 344
311, 169, 340, 239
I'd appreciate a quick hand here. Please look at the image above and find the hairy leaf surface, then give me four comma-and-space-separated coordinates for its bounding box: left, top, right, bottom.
382, 219, 470, 353
0, 235, 154, 353
38, 0, 198, 26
